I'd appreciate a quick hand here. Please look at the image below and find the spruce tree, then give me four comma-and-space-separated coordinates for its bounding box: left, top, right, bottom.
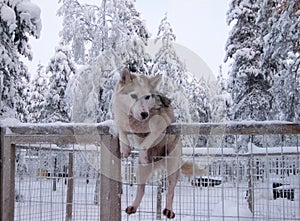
42, 44, 76, 123
0, 0, 41, 119
153, 14, 212, 124
225, 0, 272, 122
260, 0, 300, 122
152, 14, 191, 123
28, 64, 48, 122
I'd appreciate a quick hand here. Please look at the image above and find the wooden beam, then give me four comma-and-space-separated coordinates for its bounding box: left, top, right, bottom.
0, 128, 15, 221
8, 123, 110, 136
100, 135, 121, 221
65, 152, 74, 221
6, 122, 300, 137
166, 122, 300, 135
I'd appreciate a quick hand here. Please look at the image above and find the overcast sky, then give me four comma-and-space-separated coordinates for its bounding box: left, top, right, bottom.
28, 0, 230, 77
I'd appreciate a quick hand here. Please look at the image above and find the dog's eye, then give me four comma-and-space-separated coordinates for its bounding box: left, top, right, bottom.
145, 95, 151, 100
131, 94, 138, 99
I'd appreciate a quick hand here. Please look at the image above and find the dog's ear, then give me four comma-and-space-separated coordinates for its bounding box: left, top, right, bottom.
120, 68, 136, 84
157, 94, 171, 107
149, 75, 162, 89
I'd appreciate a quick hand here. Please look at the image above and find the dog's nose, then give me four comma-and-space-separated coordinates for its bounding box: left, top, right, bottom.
141, 112, 149, 119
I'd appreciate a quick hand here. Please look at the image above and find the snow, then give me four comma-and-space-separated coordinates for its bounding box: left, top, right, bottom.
17, 2, 41, 20
99, 119, 118, 137
0, 117, 20, 127
211, 200, 252, 221
0, 5, 16, 32
274, 184, 294, 190
14, 176, 299, 220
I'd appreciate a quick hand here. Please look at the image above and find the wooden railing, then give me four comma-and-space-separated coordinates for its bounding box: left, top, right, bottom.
1, 122, 300, 221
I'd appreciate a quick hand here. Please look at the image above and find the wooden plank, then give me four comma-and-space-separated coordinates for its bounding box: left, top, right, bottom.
65, 152, 74, 221
100, 135, 121, 221
0, 128, 15, 221
8, 123, 110, 136
167, 122, 300, 135
10, 135, 102, 145
6, 122, 300, 139
0, 128, 3, 221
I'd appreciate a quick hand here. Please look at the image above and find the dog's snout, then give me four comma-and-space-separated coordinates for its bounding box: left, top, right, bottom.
141, 112, 149, 119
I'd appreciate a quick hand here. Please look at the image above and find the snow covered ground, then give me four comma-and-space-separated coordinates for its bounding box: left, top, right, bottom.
14, 174, 299, 221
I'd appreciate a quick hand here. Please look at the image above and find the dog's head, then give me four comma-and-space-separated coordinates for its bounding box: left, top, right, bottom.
116, 68, 162, 121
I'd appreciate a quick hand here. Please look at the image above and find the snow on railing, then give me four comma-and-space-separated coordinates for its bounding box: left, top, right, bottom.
1, 122, 300, 221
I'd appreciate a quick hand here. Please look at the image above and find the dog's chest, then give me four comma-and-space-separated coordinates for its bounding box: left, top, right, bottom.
128, 115, 151, 133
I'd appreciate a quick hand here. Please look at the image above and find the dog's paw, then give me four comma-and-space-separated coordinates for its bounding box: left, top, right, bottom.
121, 144, 131, 158
122, 151, 130, 158
163, 208, 175, 219
138, 150, 150, 164
125, 206, 137, 215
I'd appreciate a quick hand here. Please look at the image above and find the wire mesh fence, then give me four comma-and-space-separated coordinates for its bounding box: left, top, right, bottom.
120, 137, 300, 221
1, 123, 300, 221
14, 144, 101, 221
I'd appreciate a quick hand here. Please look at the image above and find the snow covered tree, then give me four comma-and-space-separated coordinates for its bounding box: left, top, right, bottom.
64, 0, 150, 123
209, 67, 235, 148
57, 0, 98, 64
42, 44, 76, 123
58, 0, 149, 65
0, 0, 41, 119
153, 14, 212, 124
225, 0, 273, 122
225, 0, 276, 150
259, 0, 300, 122
152, 14, 214, 147
153, 13, 177, 67
211, 67, 232, 123
14, 63, 30, 122
152, 14, 192, 123
28, 63, 48, 122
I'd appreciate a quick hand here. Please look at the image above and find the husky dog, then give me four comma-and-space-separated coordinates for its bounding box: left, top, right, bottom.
112, 68, 206, 219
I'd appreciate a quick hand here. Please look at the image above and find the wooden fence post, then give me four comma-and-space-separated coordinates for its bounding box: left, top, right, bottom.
156, 185, 162, 220
65, 152, 74, 221
247, 158, 254, 213
0, 128, 15, 221
100, 135, 121, 221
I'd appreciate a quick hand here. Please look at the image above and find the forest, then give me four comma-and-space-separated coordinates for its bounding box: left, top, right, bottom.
0, 0, 299, 130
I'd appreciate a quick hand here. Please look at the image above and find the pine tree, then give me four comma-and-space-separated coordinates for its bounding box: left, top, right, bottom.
225, 0, 273, 122
153, 14, 212, 125
42, 44, 76, 123
211, 67, 231, 123
152, 14, 191, 123
225, 0, 276, 150
260, 0, 300, 122
152, 14, 214, 147
0, 0, 41, 119
28, 63, 48, 122
14, 63, 31, 122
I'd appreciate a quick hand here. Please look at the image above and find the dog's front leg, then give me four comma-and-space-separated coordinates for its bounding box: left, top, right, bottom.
125, 164, 152, 215
163, 170, 180, 219
139, 115, 168, 163
119, 131, 131, 158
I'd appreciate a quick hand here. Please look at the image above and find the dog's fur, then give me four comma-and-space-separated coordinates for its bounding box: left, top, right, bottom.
112, 68, 206, 219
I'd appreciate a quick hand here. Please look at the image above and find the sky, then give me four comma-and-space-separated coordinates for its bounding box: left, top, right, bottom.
28, 0, 230, 78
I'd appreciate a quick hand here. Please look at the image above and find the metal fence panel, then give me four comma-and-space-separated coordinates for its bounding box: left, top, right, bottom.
1, 123, 300, 221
